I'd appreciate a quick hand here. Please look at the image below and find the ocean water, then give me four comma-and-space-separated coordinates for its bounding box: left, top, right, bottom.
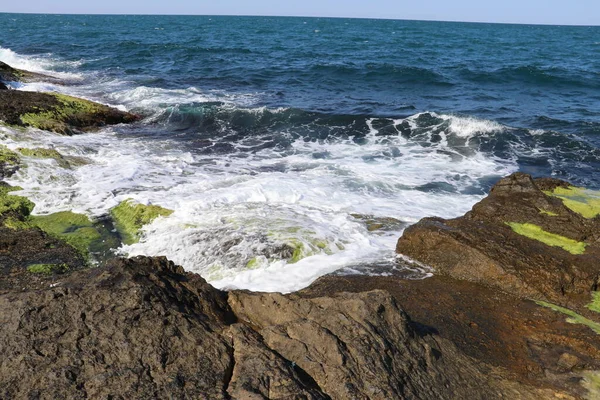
1, 14, 599, 292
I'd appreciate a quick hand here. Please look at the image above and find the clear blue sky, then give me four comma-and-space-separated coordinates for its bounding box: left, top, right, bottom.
2, 0, 599, 26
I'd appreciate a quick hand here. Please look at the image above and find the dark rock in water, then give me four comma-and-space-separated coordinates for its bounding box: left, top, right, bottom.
0, 60, 62, 84
397, 172, 600, 308
0, 255, 553, 399
0, 90, 139, 134
0, 82, 7, 90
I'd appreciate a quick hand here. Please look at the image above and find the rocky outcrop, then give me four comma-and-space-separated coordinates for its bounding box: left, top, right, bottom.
0, 90, 139, 134
397, 173, 600, 309
0, 256, 559, 400
1, 166, 598, 399
0, 61, 139, 134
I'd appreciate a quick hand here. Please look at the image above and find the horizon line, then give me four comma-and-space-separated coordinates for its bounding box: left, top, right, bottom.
0, 11, 598, 27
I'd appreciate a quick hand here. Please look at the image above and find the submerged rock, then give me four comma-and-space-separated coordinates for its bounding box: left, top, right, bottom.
0, 90, 139, 134
0, 145, 21, 179
110, 199, 174, 245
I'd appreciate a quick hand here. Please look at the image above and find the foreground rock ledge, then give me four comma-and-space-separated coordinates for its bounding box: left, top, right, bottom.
0, 256, 558, 400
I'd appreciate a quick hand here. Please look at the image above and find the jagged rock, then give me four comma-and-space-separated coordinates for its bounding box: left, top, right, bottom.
226, 323, 328, 399
304, 273, 597, 399
0, 256, 555, 399
0, 90, 139, 134
0, 82, 7, 90
396, 173, 600, 308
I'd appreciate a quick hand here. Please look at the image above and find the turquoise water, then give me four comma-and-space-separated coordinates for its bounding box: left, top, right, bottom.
0, 14, 598, 291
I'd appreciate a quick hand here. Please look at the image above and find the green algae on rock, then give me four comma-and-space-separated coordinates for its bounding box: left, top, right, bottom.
0, 90, 139, 134
27, 263, 70, 275
535, 300, 600, 335
0, 61, 57, 83
0, 184, 35, 216
0, 145, 21, 178
17, 147, 88, 169
30, 211, 103, 257
545, 186, 600, 219
588, 292, 600, 314
539, 209, 559, 217
110, 199, 174, 245
506, 222, 587, 255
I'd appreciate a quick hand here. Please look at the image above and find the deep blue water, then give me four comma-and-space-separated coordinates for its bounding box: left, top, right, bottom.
2, 14, 599, 187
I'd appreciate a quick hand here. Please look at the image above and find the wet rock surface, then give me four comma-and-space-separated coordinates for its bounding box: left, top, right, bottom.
0, 61, 60, 84
0, 90, 139, 134
0, 61, 139, 134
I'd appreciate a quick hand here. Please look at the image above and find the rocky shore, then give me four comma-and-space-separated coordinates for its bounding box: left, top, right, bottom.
1, 61, 599, 399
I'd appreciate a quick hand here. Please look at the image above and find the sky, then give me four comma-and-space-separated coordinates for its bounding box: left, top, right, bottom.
1, 0, 599, 26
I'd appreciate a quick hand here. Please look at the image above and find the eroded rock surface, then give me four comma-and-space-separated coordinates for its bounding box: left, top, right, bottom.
397, 173, 600, 309
0, 61, 60, 84
0, 256, 557, 400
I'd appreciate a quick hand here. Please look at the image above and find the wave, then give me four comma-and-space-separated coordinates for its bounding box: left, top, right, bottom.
458, 65, 600, 89
308, 63, 453, 86
0, 46, 83, 81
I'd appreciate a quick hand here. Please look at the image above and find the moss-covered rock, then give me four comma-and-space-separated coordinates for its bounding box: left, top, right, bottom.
30, 211, 103, 257
545, 186, 600, 219
0, 184, 34, 217
0, 145, 21, 178
0, 61, 57, 83
536, 300, 600, 335
506, 222, 587, 255
110, 199, 173, 245
17, 147, 88, 169
27, 263, 70, 275
0, 90, 139, 135
588, 292, 600, 314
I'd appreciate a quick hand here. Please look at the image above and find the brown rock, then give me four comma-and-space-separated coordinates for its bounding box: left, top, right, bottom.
303, 273, 597, 399
0, 256, 557, 399
396, 173, 600, 307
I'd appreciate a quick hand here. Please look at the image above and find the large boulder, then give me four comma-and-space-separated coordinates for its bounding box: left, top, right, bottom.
0, 256, 553, 399
397, 173, 600, 308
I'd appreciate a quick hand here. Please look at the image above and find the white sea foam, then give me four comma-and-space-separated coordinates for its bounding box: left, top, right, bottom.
0, 48, 519, 293
0, 46, 84, 82
3, 107, 517, 292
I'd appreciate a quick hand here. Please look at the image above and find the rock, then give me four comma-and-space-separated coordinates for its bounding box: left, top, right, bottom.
226, 323, 328, 399
0, 82, 8, 90
0, 182, 87, 291
0, 90, 139, 134
304, 273, 597, 399
396, 173, 600, 307
0, 255, 557, 399
0, 60, 61, 84
0, 146, 21, 179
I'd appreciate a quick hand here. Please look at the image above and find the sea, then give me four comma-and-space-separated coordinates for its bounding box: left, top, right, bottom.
1, 14, 599, 292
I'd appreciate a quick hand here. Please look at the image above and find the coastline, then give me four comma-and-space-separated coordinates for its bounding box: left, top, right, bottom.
0, 38, 599, 398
